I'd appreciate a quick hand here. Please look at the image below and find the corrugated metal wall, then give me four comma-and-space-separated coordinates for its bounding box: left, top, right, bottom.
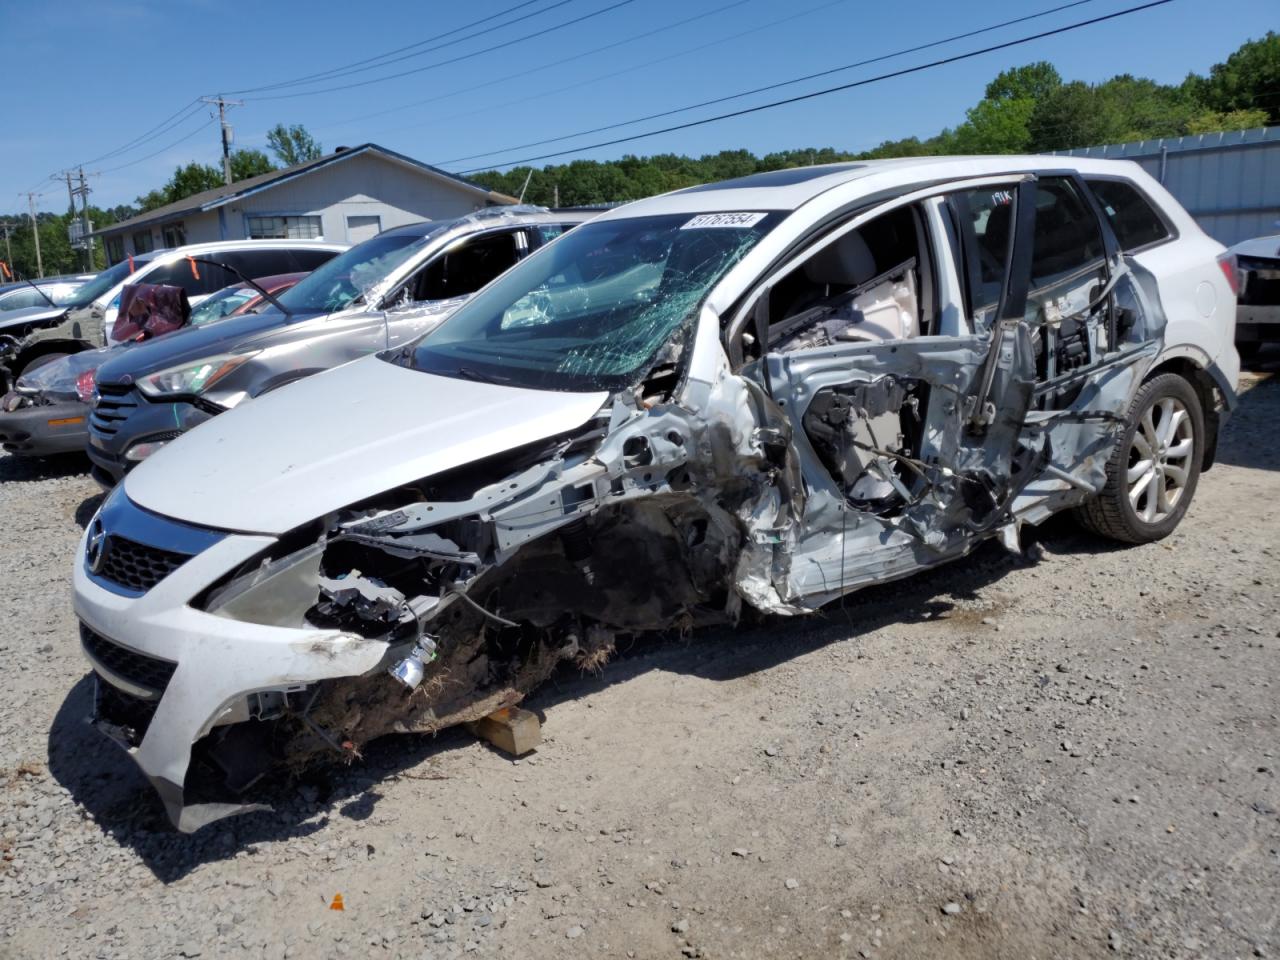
1056, 126, 1280, 246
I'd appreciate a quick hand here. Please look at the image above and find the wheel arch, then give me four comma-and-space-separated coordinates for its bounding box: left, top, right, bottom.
16, 338, 93, 369
1145, 347, 1225, 472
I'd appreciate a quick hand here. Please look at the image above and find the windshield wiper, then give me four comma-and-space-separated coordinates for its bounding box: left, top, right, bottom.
19, 277, 59, 309
186, 258, 292, 317
454, 365, 513, 385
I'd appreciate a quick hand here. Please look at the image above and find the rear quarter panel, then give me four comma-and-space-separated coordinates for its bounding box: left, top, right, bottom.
1124, 168, 1239, 389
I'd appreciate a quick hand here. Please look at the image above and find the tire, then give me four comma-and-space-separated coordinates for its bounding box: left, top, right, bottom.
1074, 372, 1204, 544
17, 352, 70, 378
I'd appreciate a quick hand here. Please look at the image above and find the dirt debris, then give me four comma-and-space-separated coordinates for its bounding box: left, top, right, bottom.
0, 372, 1277, 959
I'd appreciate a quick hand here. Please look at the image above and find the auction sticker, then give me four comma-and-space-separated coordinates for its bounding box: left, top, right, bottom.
681, 212, 767, 229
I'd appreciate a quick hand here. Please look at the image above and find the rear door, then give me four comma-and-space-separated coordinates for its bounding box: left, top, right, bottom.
728, 173, 1159, 605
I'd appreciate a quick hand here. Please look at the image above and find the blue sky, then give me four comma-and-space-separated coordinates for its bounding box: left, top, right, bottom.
2, 0, 1274, 210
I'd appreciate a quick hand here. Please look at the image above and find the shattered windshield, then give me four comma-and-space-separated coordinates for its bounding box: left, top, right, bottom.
405, 212, 782, 392
276, 231, 428, 314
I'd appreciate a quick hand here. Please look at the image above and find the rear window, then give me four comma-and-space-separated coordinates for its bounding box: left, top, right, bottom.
226, 247, 338, 279
144, 259, 237, 297
1086, 179, 1171, 252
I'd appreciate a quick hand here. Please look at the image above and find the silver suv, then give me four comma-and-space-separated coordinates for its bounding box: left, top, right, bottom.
86, 207, 591, 483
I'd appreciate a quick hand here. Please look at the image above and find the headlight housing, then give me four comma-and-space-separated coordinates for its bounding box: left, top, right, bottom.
136, 352, 259, 399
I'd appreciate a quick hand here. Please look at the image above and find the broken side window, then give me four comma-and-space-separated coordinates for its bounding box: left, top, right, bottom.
767, 204, 934, 353
944, 183, 1021, 327
1024, 177, 1109, 387
411, 230, 523, 302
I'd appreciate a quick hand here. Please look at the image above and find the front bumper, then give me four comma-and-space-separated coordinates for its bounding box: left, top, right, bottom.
86, 392, 213, 485
0, 398, 89, 456
72, 515, 389, 831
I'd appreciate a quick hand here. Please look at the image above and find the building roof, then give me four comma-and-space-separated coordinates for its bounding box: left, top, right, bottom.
96, 143, 518, 237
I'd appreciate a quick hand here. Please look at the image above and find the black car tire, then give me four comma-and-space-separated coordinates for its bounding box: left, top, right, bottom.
1074, 373, 1204, 544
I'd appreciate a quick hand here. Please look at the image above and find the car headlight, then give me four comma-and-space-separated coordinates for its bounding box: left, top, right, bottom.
136, 352, 259, 399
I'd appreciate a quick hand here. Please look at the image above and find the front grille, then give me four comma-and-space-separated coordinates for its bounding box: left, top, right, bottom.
80, 623, 177, 697
98, 534, 191, 592
89, 383, 138, 438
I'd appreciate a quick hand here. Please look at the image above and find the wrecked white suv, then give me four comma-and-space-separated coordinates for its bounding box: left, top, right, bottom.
74, 157, 1238, 830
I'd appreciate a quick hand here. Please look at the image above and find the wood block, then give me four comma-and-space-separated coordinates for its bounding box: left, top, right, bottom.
467, 707, 541, 757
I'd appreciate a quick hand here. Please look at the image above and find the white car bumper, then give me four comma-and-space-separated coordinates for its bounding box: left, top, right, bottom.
71, 508, 388, 831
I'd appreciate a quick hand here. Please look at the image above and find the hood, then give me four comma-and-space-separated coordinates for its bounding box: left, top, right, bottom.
94, 309, 309, 385
0, 304, 67, 333
124, 355, 609, 535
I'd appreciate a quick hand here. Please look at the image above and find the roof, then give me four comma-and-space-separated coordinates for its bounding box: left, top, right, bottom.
95, 143, 519, 237
597, 154, 1151, 221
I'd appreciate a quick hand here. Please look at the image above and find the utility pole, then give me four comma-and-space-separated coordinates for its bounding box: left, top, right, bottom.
24, 193, 44, 278
201, 95, 244, 186
0, 221, 15, 277
52, 169, 97, 271
76, 167, 95, 271
61, 172, 76, 220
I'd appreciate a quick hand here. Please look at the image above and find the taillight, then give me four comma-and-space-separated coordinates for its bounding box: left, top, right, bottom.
75, 367, 97, 404
1217, 253, 1240, 296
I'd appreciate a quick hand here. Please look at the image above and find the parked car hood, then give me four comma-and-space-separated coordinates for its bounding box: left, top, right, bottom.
123, 355, 609, 535
94, 308, 318, 385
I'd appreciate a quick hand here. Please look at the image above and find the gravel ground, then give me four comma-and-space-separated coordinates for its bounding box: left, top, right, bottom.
1, 366, 1277, 960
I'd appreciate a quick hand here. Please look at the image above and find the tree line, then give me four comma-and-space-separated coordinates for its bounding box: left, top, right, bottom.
1, 33, 1275, 278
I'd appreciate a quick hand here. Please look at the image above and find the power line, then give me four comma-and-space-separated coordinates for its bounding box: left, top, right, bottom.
98, 118, 218, 174
246, 0, 637, 102
440, 0, 1101, 166
45, 1, 581, 181
57, 5, 572, 181
307, 0, 764, 136
227, 0, 578, 96
77, 100, 204, 167
455, 0, 1177, 173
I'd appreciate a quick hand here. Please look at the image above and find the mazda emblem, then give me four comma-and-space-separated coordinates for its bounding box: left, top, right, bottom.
86, 518, 108, 574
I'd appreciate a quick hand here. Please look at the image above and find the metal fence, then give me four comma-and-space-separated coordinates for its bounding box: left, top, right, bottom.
1056, 125, 1280, 246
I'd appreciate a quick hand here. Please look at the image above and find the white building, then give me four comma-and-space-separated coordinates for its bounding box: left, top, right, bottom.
95, 143, 517, 263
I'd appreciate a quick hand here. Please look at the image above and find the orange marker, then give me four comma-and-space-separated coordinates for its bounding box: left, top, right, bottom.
329, 893, 345, 911
187, 256, 200, 280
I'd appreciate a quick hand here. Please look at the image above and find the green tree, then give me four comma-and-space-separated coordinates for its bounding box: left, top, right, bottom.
950, 97, 1037, 154
266, 123, 324, 166
1185, 107, 1269, 134
1198, 32, 1280, 123
230, 148, 275, 180
984, 61, 1062, 102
